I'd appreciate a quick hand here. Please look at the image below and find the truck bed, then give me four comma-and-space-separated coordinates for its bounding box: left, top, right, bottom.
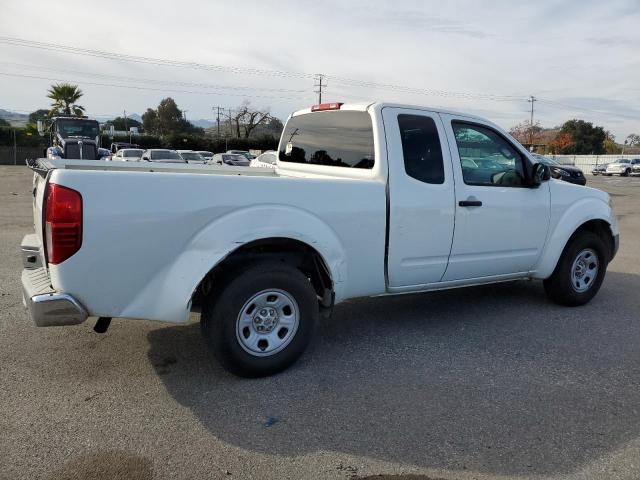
28, 156, 388, 323
28, 158, 278, 177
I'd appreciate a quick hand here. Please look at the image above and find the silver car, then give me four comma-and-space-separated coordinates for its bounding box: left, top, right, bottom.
605, 159, 634, 176
112, 148, 145, 162
196, 151, 214, 161
177, 150, 206, 164
209, 153, 251, 166
141, 149, 187, 164
250, 150, 277, 169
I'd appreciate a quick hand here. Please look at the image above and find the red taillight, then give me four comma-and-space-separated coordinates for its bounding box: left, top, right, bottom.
45, 184, 82, 264
311, 102, 343, 112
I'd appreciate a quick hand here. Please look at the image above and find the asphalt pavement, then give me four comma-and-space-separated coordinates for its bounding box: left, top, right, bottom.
1, 166, 640, 480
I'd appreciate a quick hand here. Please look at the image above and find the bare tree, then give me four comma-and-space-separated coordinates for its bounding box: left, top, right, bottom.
230, 101, 272, 138
626, 133, 640, 146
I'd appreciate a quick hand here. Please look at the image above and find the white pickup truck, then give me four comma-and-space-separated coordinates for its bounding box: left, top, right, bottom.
21, 102, 619, 377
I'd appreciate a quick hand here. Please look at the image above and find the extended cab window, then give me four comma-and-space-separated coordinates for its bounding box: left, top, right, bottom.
398, 114, 444, 184
452, 122, 526, 187
279, 111, 374, 169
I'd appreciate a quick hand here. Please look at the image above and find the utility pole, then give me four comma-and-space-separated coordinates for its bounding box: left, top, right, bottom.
527, 95, 537, 148
13, 127, 17, 165
123, 110, 132, 143
213, 106, 224, 138
314, 74, 327, 104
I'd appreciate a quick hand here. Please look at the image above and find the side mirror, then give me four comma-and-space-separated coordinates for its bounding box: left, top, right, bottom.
531, 163, 549, 187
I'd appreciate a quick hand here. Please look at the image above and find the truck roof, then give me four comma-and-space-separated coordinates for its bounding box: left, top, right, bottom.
290, 101, 485, 122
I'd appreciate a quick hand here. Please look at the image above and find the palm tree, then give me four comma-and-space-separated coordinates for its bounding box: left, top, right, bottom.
47, 83, 85, 116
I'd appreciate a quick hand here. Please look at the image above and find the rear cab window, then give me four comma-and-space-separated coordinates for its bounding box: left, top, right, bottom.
279, 111, 375, 169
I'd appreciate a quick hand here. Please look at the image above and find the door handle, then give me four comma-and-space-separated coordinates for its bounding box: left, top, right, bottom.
459, 199, 482, 207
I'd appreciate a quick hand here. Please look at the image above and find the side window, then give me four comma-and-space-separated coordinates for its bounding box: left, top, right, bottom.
452, 122, 526, 187
398, 114, 444, 184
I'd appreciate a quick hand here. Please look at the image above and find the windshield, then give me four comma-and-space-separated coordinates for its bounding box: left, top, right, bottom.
618, 159, 630, 164
180, 152, 204, 160
257, 152, 277, 164
122, 149, 144, 157
197, 151, 213, 156
56, 119, 99, 139
150, 150, 182, 160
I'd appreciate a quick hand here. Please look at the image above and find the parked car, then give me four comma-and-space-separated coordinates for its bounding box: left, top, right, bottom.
227, 149, 255, 160
592, 163, 608, 176
112, 148, 145, 162
140, 149, 186, 164
630, 158, 640, 176
177, 150, 206, 164
210, 153, 251, 166
110, 142, 140, 154
531, 154, 586, 186
21, 101, 619, 378
250, 150, 277, 168
605, 159, 633, 176
196, 151, 214, 161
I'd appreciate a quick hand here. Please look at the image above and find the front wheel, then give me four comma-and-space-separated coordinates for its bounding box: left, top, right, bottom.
543, 232, 608, 306
201, 261, 319, 377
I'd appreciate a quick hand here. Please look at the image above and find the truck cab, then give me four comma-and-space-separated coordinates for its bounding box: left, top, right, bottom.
43, 116, 103, 160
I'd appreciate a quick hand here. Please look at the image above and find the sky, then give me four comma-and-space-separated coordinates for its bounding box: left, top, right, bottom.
0, 0, 638, 139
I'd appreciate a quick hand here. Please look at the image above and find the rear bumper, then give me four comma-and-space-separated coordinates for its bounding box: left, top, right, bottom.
21, 269, 87, 327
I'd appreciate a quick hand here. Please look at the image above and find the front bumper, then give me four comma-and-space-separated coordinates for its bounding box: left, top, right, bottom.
21, 268, 88, 327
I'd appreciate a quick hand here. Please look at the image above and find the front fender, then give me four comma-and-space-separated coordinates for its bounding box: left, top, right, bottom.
533, 197, 617, 279
118, 205, 347, 323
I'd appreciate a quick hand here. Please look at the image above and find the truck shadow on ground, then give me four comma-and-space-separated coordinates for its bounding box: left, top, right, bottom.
147, 272, 640, 477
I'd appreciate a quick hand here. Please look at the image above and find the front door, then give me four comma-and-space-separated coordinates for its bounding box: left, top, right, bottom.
440, 115, 550, 281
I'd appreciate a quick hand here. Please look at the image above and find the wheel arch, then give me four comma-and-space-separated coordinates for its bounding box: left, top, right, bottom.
534, 202, 616, 280
116, 205, 347, 323
192, 237, 336, 312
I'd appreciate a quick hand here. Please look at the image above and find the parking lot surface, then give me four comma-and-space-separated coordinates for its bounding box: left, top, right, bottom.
1, 165, 640, 480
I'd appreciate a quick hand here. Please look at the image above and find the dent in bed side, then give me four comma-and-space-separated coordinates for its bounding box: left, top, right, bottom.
116, 205, 350, 323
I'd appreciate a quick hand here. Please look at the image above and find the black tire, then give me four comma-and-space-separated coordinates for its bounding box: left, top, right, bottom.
201, 261, 319, 377
543, 232, 608, 306
622, 169, 630, 177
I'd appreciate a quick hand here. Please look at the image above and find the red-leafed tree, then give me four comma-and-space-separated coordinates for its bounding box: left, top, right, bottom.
549, 133, 574, 154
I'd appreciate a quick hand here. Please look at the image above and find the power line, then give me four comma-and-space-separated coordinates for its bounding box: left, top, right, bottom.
0, 61, 307, 94
0, 71, 310, 101
0, 36, 313, 80
537, 98, 640, 122
0, 36, 529, 103
1, 36, 637, 123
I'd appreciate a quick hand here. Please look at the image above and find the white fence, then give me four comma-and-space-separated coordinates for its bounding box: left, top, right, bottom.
546, 154, 639, 173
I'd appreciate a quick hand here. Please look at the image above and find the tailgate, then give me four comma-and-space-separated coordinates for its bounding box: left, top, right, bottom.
26, 158, 50, 268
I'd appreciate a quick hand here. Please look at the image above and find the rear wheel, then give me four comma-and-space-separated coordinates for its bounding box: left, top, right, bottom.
543, 232, 608, 306
201, 261, 319, 377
